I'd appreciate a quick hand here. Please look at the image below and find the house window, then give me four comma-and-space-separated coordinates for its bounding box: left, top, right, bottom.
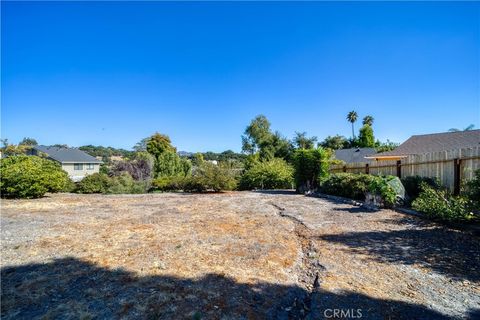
74, 163, 83, 170
86, 163, 94, 170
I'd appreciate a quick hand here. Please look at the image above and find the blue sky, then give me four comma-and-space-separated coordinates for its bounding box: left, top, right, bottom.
2, 1, 479, 152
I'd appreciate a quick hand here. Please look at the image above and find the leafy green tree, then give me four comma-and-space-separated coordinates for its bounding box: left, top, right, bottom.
145, 133, 190, 178
133, 137, 149, 152
358, 124, 375, 147
239, 158, 294, 190
241, 115, 293, 161
375, 140, 399, 152
192, 152, 205, 166
1, 156, 70, 198
19, 137, 38, 146
155, 150, 191, 178
293, 147, 332, 192
319, 135, 348, 150
146, 133, 175, 156
362, 115, 374, 126
241, 115, 272, 155
293, 132, 317, 149
0, 140, 29, 156
347, 111, 358, 139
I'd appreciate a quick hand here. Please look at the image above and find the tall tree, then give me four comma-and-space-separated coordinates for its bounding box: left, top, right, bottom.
362, 115, 374, 126
19, 137, 38, 146
347, 111, 358, 139
241, 115, 292, 161
293, 131, 318, 149
358, 124, 375, 148
320, 135, 348, 150
241, 115, 272, 155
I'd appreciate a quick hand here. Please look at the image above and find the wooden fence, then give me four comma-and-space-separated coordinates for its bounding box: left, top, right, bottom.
330, 147, 480, 194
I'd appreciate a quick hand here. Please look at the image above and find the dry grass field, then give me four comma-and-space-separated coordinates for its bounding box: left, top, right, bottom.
1, 192, 479, 319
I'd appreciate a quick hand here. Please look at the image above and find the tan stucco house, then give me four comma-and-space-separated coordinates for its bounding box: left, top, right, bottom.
30, 146, 103, 181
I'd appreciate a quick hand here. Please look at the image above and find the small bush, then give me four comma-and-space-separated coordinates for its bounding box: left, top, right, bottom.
0, 155, 71, 198
412, 183, 474, 222
75, 173, 111, 194
401, 176, 440, 201
239, 158, 293, 190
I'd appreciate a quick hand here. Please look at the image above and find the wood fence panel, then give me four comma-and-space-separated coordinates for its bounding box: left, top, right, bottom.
329, 147, 480, 191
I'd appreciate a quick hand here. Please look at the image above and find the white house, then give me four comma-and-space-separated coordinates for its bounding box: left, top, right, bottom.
29, 146, 103, 181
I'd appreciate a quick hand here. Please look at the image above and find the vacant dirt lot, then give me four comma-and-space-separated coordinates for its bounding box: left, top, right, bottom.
1, 192, 479, 319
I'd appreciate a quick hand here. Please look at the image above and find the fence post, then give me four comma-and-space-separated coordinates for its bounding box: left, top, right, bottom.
396, 160, 401, 178
365, 163, 369, 174
453, 158, 461, 195
343, 165, 347, 173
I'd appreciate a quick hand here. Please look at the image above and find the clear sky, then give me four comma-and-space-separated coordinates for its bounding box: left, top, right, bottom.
2, 1, 479, 152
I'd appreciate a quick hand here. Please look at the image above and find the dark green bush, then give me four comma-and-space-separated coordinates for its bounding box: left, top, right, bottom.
75, 173, 111, 193
75, 172, 148, 194
401, 176, 440, 201
187, 162, 237, 192
368, 176, 399, 208
292, 148, 331, 192
0, 155, 71, 198
151, 176, 186, 192
239, 158, 293, 190
320, 173, 376, 200
464, 169, 480, 210
412, 183, 474, 222
320, 173, 399, 207
151, 162, 237, 192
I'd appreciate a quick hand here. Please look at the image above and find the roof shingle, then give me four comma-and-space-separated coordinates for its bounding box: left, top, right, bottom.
34, 146, 103, 163
372, 130, 480, 158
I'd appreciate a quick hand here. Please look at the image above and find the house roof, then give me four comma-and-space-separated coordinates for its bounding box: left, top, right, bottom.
367, 130, 480, 159
334, 148, 377, 163
34, 146, 103, 164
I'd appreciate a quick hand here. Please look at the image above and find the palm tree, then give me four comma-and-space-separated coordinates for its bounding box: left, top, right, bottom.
362, 115, 374, 126
347, 111, 358, 139
448, 124, 475, 132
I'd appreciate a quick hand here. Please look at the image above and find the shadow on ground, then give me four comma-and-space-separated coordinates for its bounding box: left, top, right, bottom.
318, 225, 480, 283
2, 257, 473, 319
253, 189, 297, 195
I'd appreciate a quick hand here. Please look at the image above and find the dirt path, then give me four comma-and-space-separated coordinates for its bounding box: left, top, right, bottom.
1, 192, 479, 319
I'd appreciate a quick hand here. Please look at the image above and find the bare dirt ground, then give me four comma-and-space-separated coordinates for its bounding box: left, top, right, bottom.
1, 192, 479, 319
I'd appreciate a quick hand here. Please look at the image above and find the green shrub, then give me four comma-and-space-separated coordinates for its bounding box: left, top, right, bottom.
151, 162, 237, 192
412, 183, 474, 222
320, 173, 375, 200
76, 172, 148, 194
151, 176, 186, 192
368, 176, 399, 208
292, 148, 331, 192
0, 155, 71, 198
187, 162, 237, 192
464, 169, 480, 210
239, 158, 293, 190
320, 173, 399, 207
75, 173, 111, 193
401, 176, 440, 201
